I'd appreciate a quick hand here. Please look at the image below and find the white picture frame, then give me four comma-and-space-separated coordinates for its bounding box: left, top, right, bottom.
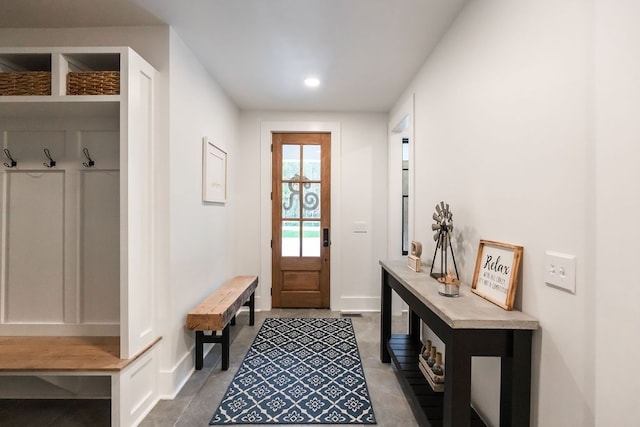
202, 137, 227, 203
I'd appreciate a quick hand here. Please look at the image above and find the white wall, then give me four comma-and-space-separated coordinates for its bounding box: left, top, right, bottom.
160, 29, 239, 396
594, 1, 640, 425
236, 111, 388, 313
391, 1, 597, 425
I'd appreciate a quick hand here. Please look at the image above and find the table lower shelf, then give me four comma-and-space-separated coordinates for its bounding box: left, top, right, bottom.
386, 334, 487, 427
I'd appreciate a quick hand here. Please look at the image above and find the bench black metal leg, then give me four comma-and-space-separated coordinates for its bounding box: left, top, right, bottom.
241, 292, 256, 326
195, 330, 228, 371
248, 292, 255, 325
231, 315, 236, 326
221, 324, 230, 370
195, 331, 205, 370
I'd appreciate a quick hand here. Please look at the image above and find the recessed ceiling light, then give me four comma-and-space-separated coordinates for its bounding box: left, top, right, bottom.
304, 77, 320, 88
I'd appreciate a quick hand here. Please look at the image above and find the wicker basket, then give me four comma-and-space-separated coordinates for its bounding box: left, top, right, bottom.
67, 71, 120, 95
0, 71, 51, 96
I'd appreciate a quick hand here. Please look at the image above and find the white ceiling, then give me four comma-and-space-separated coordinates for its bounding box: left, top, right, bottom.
0, 0, 468, 112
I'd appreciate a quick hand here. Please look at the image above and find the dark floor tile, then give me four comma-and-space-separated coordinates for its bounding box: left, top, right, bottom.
0, 399, 110, 427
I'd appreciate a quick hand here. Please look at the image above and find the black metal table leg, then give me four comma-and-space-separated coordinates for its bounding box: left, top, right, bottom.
380, 270, 392, 363
443, 331, 472, 427
500, 330, 532, 426
409, 309, 421, 344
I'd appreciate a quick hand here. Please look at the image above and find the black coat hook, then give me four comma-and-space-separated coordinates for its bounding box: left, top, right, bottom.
43, 148, 56, 168
82, 148, 95, 167
3, 149, 17, 168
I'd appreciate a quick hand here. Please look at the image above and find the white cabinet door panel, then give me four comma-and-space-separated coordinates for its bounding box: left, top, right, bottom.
80, 170, 119, 324
5, 171, 65, 323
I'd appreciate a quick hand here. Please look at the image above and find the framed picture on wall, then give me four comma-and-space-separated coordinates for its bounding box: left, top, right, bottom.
471, 240, 523, 310
202, 137, 227, 203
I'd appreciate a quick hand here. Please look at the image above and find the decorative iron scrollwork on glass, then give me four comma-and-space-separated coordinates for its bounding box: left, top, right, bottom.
283, 174, 319, 217
303, 186, 319, 210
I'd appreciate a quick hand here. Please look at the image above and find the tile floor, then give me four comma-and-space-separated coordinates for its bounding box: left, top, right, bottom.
141, 309, 417, 427
0, 310, 417, 427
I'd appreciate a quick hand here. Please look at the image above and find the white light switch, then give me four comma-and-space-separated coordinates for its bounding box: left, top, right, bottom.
353, 222, 368, 233
544, 251, 576, 293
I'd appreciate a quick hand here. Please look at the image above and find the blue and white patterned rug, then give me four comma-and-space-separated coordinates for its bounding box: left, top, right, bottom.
210, 317, 377, 424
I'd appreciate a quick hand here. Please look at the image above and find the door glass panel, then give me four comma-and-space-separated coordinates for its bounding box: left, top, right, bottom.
302, 221, 321, 257
302, 183, 320, 218
282, 220, 300, 256
402, 137, 409, 255
282, 144, 300, 180
282, 182, 300, 219
279, 141, 324, 259
302, 145, 321, 181
403, 196, 409, 256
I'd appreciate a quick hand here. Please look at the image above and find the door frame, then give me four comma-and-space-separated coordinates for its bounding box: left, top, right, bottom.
259, 121, 341, 311
389, 94, 415, 317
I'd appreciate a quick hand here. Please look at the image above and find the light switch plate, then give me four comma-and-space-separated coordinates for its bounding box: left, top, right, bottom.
353, 222, 368, 233
544, 251, 576, 293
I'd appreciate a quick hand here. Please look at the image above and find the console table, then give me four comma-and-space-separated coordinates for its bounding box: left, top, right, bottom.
380, 260, 539, 427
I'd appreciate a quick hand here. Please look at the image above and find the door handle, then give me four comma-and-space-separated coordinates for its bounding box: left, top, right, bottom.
323, 228, 330, 247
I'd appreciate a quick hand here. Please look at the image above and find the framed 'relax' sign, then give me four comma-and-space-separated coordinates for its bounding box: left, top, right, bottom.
471, 240, 523, 310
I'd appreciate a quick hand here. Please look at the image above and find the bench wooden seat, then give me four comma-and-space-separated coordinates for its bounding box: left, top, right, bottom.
0, 336, 161, 372
0, 336, 162, 427
186, 275, 258, 370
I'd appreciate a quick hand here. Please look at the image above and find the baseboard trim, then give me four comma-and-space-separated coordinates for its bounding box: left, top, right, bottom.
157, 346, 196, 399
339, 296, 381, 312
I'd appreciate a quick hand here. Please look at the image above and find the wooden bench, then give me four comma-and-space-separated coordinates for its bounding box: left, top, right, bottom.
186, 275, 258, 370
0, 336, 162, 427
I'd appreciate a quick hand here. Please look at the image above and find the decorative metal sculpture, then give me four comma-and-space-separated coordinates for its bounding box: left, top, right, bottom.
430, 201, 459, 280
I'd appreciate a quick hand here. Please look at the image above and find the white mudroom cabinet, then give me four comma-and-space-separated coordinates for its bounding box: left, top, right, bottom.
0, 46, 160, 427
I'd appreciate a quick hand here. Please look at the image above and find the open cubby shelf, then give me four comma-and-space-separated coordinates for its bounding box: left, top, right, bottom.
0, 49, 122, 98
387, 334, 486, 427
